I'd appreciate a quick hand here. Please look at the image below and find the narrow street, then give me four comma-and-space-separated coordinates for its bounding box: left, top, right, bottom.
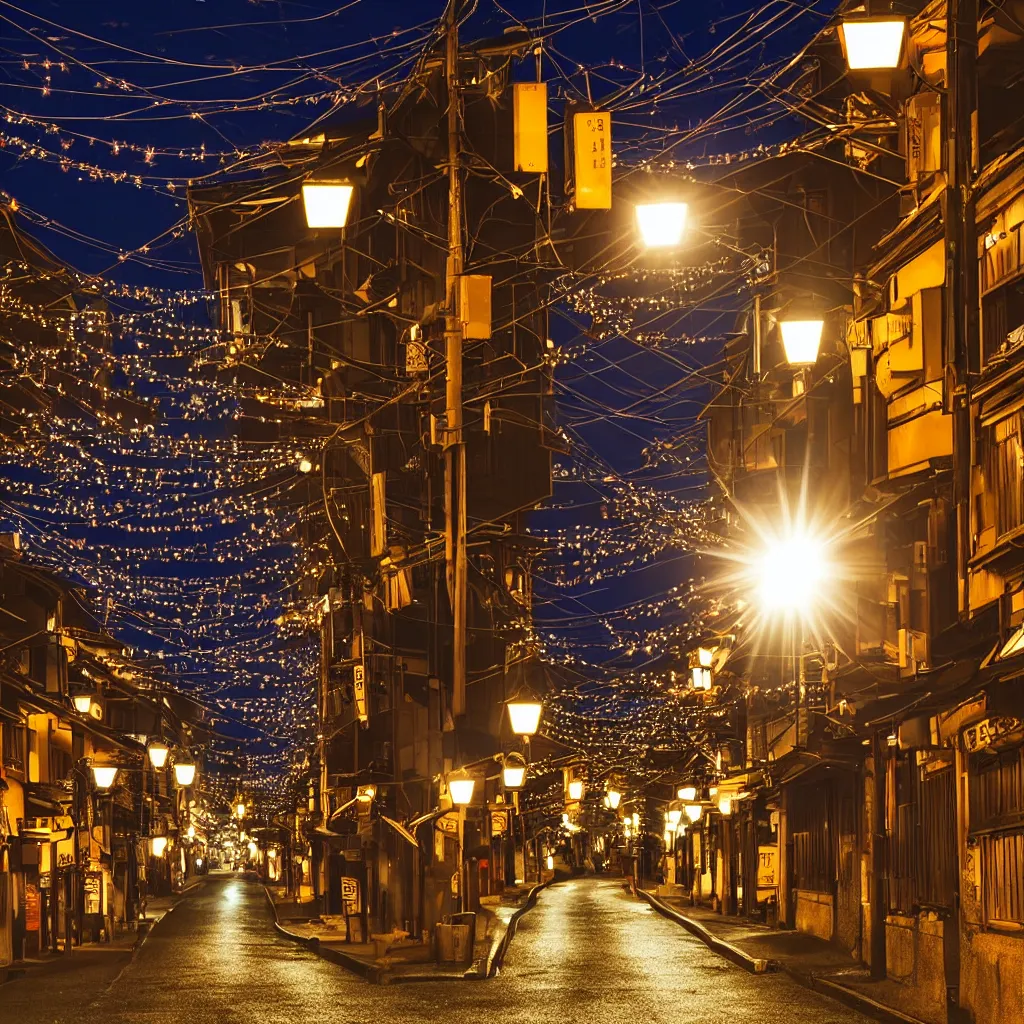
3, 875, 871, 1024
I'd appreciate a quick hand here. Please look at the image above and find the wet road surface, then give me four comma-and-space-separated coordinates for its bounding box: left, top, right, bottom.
3, 874, 872, 1024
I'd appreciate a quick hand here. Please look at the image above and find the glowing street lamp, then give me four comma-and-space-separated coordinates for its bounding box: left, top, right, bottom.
779, 318, 825, 366
756, 531, 828, 617
173, 761, 196, 787
677, 786, 697, 802
92, 765, 118, 790
667, 806, 683, 827
301, 181, 354, 229
356, 784, 377, 803
448, 771, 475, 807
147, 741, 169, 769
235, 801, 246, 820
607, 788, 622, 810
502, 752, 527, 790
635, 202, 688, 248
568, 779, 584, 802
507, 699, 543, 739
151, 836, 168, 857
685, 803, 703, 823
839, 16, 906, 71
297, 457, 313, 474
73, 694, 93, 714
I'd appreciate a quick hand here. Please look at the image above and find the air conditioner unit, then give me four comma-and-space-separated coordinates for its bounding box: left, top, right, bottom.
898, 628, 930, 669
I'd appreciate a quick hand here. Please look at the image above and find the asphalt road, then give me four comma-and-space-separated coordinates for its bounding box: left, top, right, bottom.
3, 875, 873, 1024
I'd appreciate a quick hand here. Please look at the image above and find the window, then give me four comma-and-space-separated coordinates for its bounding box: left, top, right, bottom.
970, 745, 1024, 926
790, 781, 834, 893
2, 722, 25, 772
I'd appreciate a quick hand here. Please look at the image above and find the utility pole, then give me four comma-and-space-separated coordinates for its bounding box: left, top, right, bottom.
946, 0, 977, 622
444, 0, 468, 719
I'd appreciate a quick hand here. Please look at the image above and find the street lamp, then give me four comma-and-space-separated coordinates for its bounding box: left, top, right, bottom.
502, 753, 527, 790
91, 765, 118, 790
667, 806, 683, 827
301, 181, 354, 229
507, 699, 543, 740
607, 788, 622, 810
73, 694, 93, 714
448, 771, 475, 807
297, 457, 313, 474
779, 318, 824, 366
173, 761, 196, 787
677, 786, 697, 802
356, 784, 376, 803
838, 15, 906, 71
151, 836, 168, 857
635, 202, 688, 248
147, 741, 169, 769
236, 801, 246, 820
755, 531, 827, 617
568, 779, 584, 802
685, 804, 703, 823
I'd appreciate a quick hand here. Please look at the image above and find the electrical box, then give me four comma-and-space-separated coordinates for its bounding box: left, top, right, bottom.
514, 82, 548, 173
459, 274, 492, 339
572, 111, 612, 209
906, 92, 942, 183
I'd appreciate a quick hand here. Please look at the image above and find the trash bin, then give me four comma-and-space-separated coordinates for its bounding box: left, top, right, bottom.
436, 913, 476, 963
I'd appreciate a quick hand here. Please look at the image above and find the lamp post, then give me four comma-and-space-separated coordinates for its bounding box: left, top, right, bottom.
502, 753, 527, 886
447, 770, 475, 913
838, 13, 906, 71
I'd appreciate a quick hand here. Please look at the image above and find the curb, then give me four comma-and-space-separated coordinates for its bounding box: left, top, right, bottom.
636, 890, 772, 974
781, 967, 930, 1024
485, 879, 552, 978
637, 891, 930, 1024
264, 880, 550, 985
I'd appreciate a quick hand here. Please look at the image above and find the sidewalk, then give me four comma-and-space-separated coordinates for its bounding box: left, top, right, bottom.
639, 890, 944, 1024
1, 885, 194, 987
266, 881, 549, 984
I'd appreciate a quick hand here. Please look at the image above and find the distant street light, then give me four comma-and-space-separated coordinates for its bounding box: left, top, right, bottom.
302, 182, 354, 229
779, 318, 824, 366
502, 753, 527, 790
297, 457, 313, 474
839, 16, 906, 71
148, 741, 169, 769
92, 765, 118, 790
507, 699, 543, 739
235, 801, 246, 820
448, 772, 475, 806
635, 202, 688, 248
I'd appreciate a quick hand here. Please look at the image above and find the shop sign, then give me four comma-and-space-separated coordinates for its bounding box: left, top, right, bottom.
341, 876, 360, 916
436, 812, 460, 835
84, 871, 102, 915
490, 810, 509, 837
757, 845, 778, 887
962, 715, 1023, 753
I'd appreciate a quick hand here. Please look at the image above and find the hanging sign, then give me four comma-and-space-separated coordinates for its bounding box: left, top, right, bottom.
963, 715, 1023, 753
572, 111, 612, 209
353, 663, 368, 724
757, 845, 778, 887
25, 884, 41, 931
490, 810, 509, 837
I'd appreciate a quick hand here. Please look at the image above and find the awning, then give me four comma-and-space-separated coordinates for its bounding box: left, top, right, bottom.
381, 815, 418, 848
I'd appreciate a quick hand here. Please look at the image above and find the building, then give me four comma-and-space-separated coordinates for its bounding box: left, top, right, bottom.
188, 25, 554, 942
669, 6, 1024, 1024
